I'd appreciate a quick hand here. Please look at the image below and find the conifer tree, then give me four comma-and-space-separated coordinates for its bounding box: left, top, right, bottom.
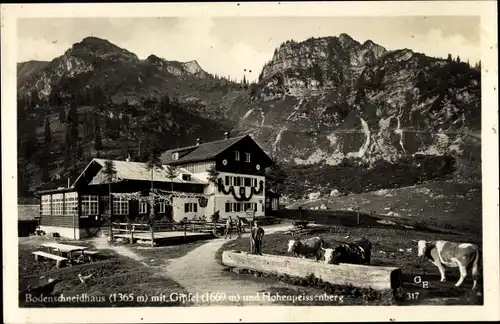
103, 160, 117, 241
94, 113, 103, 151
44, 117, 52, 144
58, 106, 66, 123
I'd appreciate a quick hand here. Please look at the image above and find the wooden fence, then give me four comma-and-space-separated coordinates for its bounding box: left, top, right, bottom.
110, 216, 281, 246
275, 208, 379, 227
111, 220, 228, 244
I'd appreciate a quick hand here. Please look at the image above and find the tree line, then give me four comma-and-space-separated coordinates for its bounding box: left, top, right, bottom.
17, 84, 188, 197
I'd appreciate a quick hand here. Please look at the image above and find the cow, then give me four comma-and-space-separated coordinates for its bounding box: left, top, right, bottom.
322, 238, 372, 265
287, 236, 325, 261
412, 239, 481, 290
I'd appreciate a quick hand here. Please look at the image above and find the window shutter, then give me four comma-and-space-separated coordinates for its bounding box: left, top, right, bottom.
194, 203, 198, 213
184, 204, 189, 213
225, 203, 230, 212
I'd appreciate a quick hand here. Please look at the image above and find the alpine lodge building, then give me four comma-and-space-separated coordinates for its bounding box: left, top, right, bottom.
35, 133, 281, 239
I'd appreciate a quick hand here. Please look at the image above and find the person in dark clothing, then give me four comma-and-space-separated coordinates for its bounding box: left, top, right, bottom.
224, 216, 233, 239
250, 221, 265, 255
235, 216, 243, 238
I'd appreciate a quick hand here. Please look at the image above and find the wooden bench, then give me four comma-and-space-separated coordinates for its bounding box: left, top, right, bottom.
293, 220, 309, 228
72, 250, 99, 262
33, 251, 68, 268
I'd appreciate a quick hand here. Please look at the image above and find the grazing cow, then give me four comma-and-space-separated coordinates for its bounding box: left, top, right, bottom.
413, 239, 481, 290
322, 238, 372, 265
287, 236, 325, 261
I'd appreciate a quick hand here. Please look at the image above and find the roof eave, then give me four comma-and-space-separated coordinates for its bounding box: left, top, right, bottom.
165, 157, 217, 165
35, 186, 77, 196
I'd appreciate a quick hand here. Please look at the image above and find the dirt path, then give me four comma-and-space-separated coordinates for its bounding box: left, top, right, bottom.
92, 237, 149, 266
91, 225, 296, 306
163, 224, 294, 306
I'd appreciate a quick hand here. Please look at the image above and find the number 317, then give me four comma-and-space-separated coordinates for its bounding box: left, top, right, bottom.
407, 292, 419, 299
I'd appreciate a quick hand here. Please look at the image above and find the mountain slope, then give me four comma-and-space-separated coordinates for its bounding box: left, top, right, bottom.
17, 37, 244, 123
17, 35, 481, 198
227, 35, 480, 186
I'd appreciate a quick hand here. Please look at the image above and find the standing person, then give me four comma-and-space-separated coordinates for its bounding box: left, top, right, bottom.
250, 221, 265, 255
224, 216, 233, 239
235, 215, 243, 238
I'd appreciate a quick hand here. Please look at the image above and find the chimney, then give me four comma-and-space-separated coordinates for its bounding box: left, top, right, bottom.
196, 138, 202, 146
67, 177, 70, 188
224, 132, 230, 139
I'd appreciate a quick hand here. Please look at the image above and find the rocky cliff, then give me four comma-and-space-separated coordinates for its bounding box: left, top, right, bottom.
17, 34, 481, 197
228, 34, 480, 186
18, 37, 243, 122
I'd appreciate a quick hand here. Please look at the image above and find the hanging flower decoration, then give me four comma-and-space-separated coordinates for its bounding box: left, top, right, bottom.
198, 196, 208, 208
112, 189, 209, 206
216, 178, 264, 201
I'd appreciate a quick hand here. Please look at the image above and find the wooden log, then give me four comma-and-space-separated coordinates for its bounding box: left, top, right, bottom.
222, 250, 402, 291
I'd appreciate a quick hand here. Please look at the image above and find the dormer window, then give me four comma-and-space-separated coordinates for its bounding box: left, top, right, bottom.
234, 151, 240, 161
245, 153, 251, 162
182, 174, 191, 181
172, 152, 179, 160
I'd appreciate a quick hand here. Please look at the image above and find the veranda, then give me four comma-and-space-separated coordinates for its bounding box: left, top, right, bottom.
109, 189, 224, 246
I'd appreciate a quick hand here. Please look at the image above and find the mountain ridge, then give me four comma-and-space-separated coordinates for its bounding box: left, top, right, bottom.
17, 34, 481, 198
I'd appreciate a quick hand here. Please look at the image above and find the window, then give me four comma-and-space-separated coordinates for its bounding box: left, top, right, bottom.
234, 176, 241, 186
184, 203, 198, 213
244, 177, 251, 187
181, 174, 191, 181
225, 202, 257, 213
52, 194, 64, 215
244, 202, 257, 211
64, 192, 78, 215
113, 197, 129, 215
158, 201, 166, 213
245, 153, 251, 163
100, 196, 110, 214
41, 195, 52, 215
225, 176, 230, 186
253, 178, 258, 187
81, 195, 99, 215
139, 200, 148, 214
234, 151, 240, 161
262, 203, 265, 212
232, 202, 242, 212
272, 198, 279, 211
172, 152, 179, 160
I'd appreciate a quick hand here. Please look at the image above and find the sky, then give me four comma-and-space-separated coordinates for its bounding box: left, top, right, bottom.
17, 16, 481, 82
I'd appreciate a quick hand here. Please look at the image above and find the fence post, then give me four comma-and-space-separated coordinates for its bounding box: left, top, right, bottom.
150, 223, 155, 247
130, 224, 134, 244
184, 223, 187, 239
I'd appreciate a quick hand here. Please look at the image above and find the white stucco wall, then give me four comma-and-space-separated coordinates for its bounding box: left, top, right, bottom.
39, 225, 101, 240
171, 196, 210, 221
182, 171, 268, 220
204, 172, 266, 219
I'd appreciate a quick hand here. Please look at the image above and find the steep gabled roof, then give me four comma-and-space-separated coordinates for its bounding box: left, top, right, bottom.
161, 135, 248, 164
72, 158, 208, 187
